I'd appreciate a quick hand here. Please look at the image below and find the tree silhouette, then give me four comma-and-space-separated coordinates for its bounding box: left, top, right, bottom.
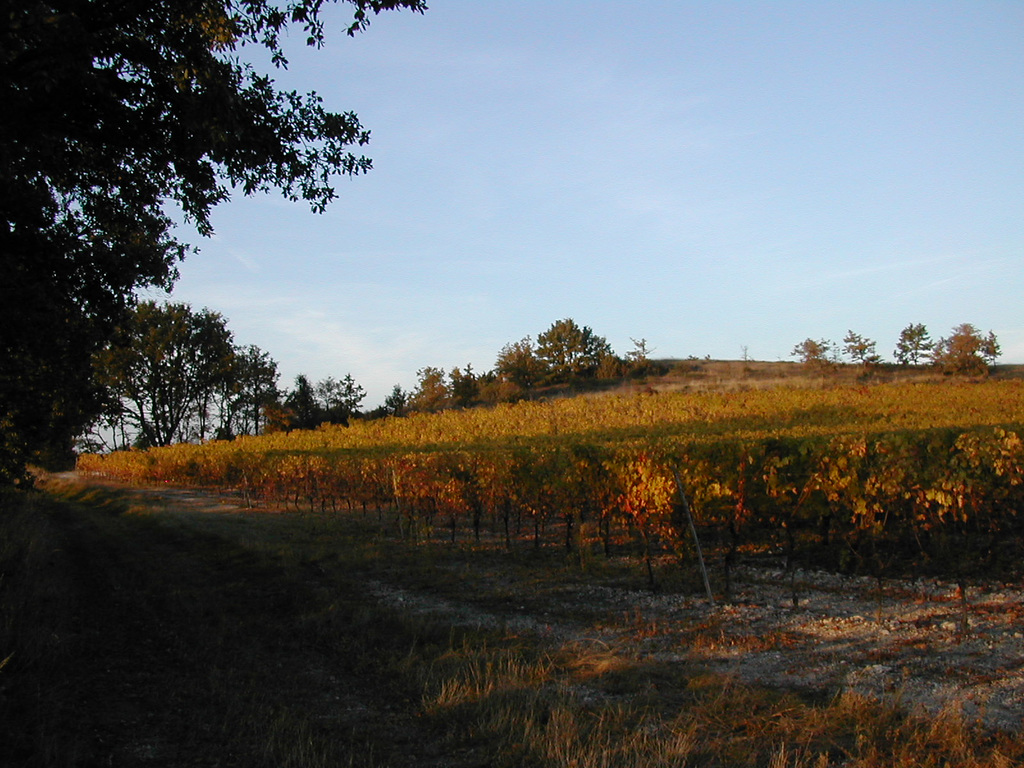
1, 0, 426, 480
94, 302, 236, 447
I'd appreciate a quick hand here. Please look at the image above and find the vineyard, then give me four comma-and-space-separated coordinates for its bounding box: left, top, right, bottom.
79, 380, 1024, 588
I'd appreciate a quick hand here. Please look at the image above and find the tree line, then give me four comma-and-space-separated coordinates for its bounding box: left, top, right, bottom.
792, 323, 1001, 375
84, 309, 665, 447
405, 320, 1005, 416
86, 306, 1007, 450
85, 302, 279, 451
389, 318, 663, 416
2, 0, 1007, 482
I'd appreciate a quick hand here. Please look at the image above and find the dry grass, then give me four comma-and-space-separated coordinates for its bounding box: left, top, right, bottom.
412, 607, 1024, 767
416, 628, 1024, 767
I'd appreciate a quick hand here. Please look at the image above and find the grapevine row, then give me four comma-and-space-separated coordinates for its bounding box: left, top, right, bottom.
79, 391, 1024, 584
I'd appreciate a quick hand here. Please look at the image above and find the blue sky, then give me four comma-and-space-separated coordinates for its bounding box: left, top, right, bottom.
158, 1, 1024, 408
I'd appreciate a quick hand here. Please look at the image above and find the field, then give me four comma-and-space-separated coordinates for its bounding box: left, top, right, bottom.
79, 379, 1024, 587
6, 378, 1024, 766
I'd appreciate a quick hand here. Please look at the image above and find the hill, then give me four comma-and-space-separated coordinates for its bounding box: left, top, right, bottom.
598, 359, 1024, 397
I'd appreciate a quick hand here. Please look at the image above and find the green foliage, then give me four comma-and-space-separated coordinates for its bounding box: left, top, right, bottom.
317, 374, 367, 425
842, 330, 881, 366
409, 366, 450, 413
536, 318, 613, 384
893, 322, 934, 365
284, 374, 321, 430
626, 337, 666, 378
494, 336, 545, 392
0, 0, 426, 482
383, 384, 409, 417
448, 365, 479, 408
220, 344, 281, 438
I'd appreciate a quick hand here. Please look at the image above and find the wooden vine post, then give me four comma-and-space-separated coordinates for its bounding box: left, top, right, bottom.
672, 467, 715, 606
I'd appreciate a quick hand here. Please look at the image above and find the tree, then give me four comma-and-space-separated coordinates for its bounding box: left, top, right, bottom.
408, 367, 449, 413
536, 319, 613, 383
316, 374, 366, 425
791, 338, 834, 368
94, 302, 236, 447
86, 307, 278, 449
597, 354, 627, 379
449, 365, 479, 409
382, 384, 408, 417
215, 345, 280, 438
626, 337, 659, 378
282, 373, 364, 429
842, 331, 881, 366
495, 337, 546, 390
284, 375, 322, 430
1, 0, 426, 480
893, 323, 934, 366
931, 324, 1000, 376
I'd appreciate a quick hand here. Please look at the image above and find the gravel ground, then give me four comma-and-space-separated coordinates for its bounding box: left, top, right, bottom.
365, 563, 1024, 733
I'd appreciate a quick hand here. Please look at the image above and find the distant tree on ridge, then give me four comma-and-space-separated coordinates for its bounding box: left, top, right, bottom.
894, 323, 934, 366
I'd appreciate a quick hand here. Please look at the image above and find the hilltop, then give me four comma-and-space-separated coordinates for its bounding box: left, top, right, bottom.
555, 359, 1024, 400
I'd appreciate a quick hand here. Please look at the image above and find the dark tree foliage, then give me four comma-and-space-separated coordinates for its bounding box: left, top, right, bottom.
0, 0, 426, 481
283, 373, 365, 429
494, 336, 545, 390
842, 330, 881, 366
94, 301, 236, 447
448, 365, 479, 408
536, 318, 613, 384
364, 383, 408, 419
284, 375, 322, 430
86, 302, 279, 449
315, 374, 366, 426
216, 344, 280, 439
381, 383, 408, 417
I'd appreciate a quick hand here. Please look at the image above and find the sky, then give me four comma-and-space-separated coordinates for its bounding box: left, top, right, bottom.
156, 1, 1024, 408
